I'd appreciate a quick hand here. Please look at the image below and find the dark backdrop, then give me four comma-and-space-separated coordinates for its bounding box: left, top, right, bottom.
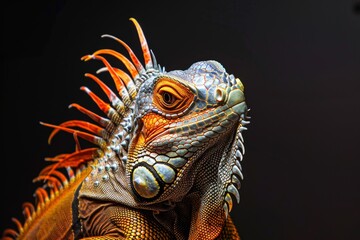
1, 1, 359, 239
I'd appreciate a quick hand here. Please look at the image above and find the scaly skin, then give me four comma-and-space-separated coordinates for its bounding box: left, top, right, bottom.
2, 18, 249, 240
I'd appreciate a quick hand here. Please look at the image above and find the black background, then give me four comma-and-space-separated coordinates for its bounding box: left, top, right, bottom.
1, 1, 359, 239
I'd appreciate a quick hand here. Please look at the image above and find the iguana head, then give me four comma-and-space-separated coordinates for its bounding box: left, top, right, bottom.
128, 60, 249, 215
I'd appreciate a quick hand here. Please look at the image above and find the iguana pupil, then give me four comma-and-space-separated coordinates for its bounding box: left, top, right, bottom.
162, 91, 173, 104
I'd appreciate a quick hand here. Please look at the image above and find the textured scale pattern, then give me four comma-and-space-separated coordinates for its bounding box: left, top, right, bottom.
2, 18, 250, 240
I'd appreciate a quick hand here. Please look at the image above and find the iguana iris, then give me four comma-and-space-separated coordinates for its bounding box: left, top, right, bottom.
2, 18, 250, 240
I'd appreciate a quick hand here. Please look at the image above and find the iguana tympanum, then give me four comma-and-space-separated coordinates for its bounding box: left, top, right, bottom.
2, 18, 250, 240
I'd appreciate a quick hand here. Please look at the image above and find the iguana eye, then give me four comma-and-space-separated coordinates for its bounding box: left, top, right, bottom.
153, 78, 194, 114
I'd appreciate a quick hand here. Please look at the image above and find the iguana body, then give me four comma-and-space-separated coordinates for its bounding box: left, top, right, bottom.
2, 18, 250, 240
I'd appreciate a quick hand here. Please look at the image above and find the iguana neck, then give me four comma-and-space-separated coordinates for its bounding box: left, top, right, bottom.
153, 133, 234, 240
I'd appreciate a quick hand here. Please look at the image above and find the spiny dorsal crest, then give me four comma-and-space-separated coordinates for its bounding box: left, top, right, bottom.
42, 17, 162, 170
2, 18, 162, 240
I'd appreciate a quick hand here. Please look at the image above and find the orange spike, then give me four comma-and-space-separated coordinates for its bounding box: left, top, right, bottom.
33, 175, 62, 189
22, 202, 35, 214
47, 120, 107, 144
91, 49, 139, 80
84, 53, 132, 106
3, 228, 18, 238
73, 132, 82, 151
80, 86, 121, 120
43, 148, 98, 176
2, 236, 15, 240
96, 67, 137, 99
44, 153, 68, 162
49, 170, 68, 183
39, 188, 49, 202
22, 205, 32, 220
69, 103, 111, 128
11, 218, 23, 232
40, 121, 106, 148
85, 73, 124, 109
112, 67, 137, 99
44, 157, 65, 162
98, 67, 137, 99
82, 52, 136, 87
38, 165, 69, 184
52, 148, 98, 168
129, 18, 153, 69
101, 34, 146, 73
80, 85, 111, 113
38, 167, 69, 189
34, 188, 46, 206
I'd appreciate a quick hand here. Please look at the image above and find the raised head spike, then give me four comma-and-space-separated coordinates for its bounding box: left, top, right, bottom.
85, 73, 125, 113
101, 34, 146, 74
44, 148, 99, 170
10, 218, 23, 234
47, 120, 108, 144
97, 67, 137, 99
82, 54, 132, 107
68, 103, 114, 130
80, 86, 121, 125
40, 122, 106, 148
129, 18, 153, 69
33, 175, 62, 190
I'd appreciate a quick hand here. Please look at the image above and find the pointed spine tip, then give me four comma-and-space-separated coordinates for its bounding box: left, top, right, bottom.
96, 67, 107, 74
81, 55, 93, 61
80, 86, 90, 94
39, 122, 54, 145
101, 34, 114, 39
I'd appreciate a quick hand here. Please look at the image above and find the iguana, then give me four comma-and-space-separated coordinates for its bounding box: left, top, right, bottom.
2, 18, 250, 240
